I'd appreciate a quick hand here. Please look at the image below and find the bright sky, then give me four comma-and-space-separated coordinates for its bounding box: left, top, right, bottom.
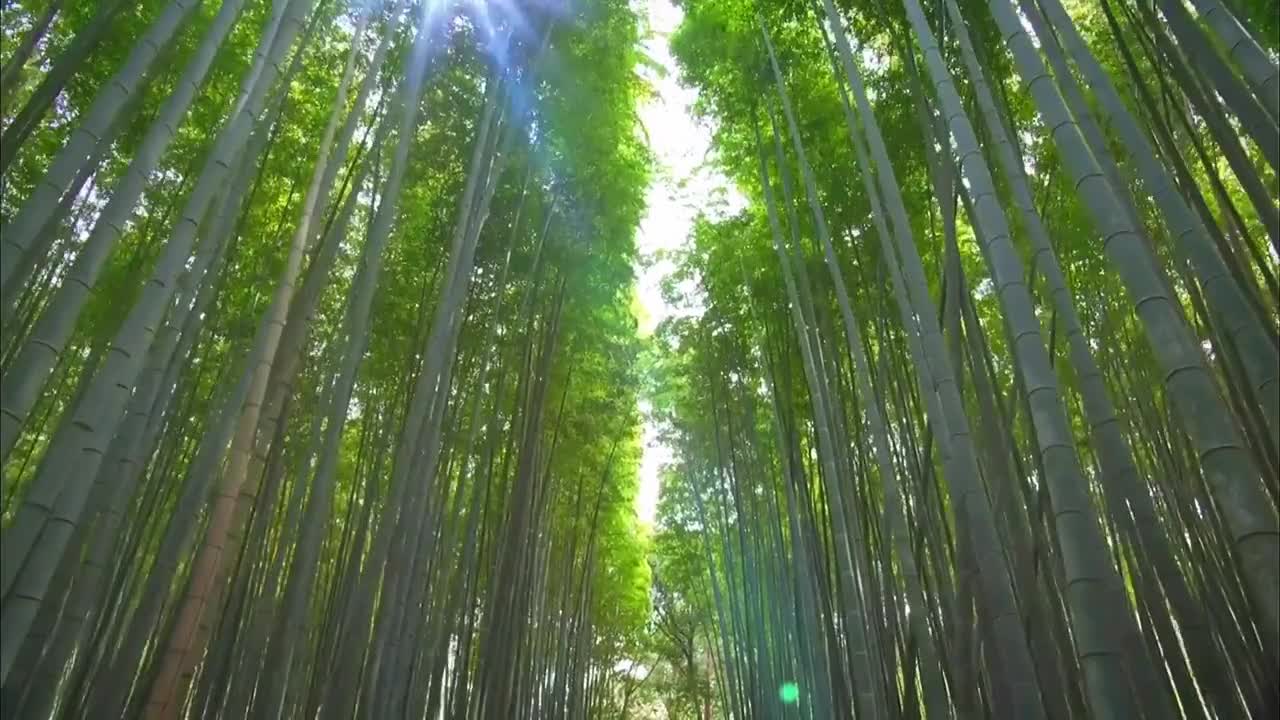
632, 0, 745, 528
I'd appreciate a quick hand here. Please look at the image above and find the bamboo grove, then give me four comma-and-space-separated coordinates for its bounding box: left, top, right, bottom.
0, 0, 656, 717
1, 0, 1278, 717
643, 0, 1279, 717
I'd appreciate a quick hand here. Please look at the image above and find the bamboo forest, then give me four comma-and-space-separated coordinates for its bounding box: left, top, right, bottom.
0, 0, 1278, 715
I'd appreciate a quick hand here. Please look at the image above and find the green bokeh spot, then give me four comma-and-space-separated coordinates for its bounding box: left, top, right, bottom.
779, 682, 800, 704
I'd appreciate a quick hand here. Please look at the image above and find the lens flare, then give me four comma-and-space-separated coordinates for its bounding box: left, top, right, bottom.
779, 682, 800, 704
